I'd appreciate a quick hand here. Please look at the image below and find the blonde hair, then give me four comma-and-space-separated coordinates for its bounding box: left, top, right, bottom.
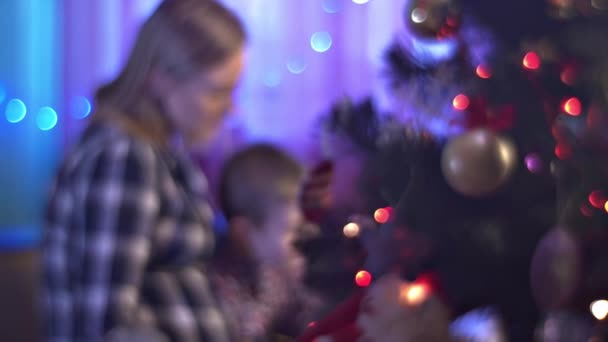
93, 0, 246, 144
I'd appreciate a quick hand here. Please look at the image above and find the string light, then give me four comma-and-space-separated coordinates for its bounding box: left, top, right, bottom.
373, 207, 392, 224
590, 300, 608, 320
452, 94, 470, 111
589, 191, 605, 209
5, 98, 27, 123
476, 65, 492, 79
562, 97, 582, 116
523, 52, 541, 70
343, 222, 361, 238
605, 200, 608, 213
554, 143, 571, 160
355, 270, 372, 287
400, 283, 428, 305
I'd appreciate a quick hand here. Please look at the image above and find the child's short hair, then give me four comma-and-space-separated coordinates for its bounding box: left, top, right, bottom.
219, 144, 304, 225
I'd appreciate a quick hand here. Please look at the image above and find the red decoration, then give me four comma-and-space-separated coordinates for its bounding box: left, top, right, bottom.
555, 143, 572, 160
562, 97, 582, 116
581, 204, 594, 217
373, 207, 392, 224
355, 270, 372, 287
452, 94, 470, 111
523, 52, 541, 70
589, 191, 606, 209
476, 65, 492, 79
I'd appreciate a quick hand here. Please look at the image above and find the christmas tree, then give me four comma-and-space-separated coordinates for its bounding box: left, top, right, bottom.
301, 0, 608, 340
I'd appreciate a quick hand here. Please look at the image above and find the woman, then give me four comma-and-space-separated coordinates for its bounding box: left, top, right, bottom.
42, 0, 245, 341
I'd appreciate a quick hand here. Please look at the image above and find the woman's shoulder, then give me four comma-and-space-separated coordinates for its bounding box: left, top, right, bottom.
62, 122, 160, 178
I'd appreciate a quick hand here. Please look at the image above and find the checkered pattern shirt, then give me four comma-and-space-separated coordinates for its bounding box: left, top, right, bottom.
42, 123, 230, 342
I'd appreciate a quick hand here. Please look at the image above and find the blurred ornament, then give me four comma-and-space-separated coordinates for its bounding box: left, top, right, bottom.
405, 0, 461, 40
452, 94, 470, 111
530, 229, 582, 311
450, 307, 507, 342
441, 129, 518, 197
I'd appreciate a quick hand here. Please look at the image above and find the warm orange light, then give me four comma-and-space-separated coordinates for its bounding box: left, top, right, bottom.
343, 222, 361, 238
401, 283, 428, 305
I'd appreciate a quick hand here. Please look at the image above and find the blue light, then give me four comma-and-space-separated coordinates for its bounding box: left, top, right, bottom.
71, 96, 92, 119
311, 32, 333, 53
322, 0, 341, 13
0, 83, 6, 105
263, 70, 281, 87
36, 106, 58, 130
5, 99, 27, 123
287, 58, 307, 74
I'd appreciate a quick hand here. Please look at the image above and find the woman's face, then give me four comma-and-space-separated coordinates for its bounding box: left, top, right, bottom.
163, 48, 245, 146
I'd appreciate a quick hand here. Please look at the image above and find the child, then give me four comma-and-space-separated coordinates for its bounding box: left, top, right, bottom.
211, 144, 321, 341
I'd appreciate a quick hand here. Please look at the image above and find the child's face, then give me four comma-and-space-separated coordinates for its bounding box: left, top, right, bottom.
248, 183, 303, 263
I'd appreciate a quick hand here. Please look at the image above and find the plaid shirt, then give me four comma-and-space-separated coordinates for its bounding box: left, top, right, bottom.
42, 124, 230, 342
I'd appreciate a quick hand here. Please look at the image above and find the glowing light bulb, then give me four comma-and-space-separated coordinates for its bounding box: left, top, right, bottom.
401, 284, 428, 305
563, 97, 582, 116
452, 94, 470, 111
343, 222, 361, 238
373, 207, 391, 224
523, 52, 541, 70
476, 65, 492, 79
591, 300, 608, 320
355, 270, 372, 287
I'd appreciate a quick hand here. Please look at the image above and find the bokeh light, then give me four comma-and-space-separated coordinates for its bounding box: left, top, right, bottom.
589, 191, 605, 209
605, 200, 608, 213
401, 283, 428, 305
581, 204, 594, 217
322, 0, 341, 13
523, 52, 541, 70
311, 32, 333, 53
36, 107, 58, 131
343, 222, 361, 238
355, 270, 372, 287
590, 300, 608, 320
525, 153, 543, 174
352, 0, 370, 4
560, 66, 577, 86
0, 83, 6, 105
71, 96, 92, 119
5, 98, 27, 123
554, 143, 571, 160
411, 8, 428, 24
562, 97, 582, 116
452, 94, 470, 111
287, 58, 307, 74
476, 65, 492, 79
373, 207, 392, 224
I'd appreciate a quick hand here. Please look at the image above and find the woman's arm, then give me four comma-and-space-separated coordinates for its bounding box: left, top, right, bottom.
45, 138, 162, 340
